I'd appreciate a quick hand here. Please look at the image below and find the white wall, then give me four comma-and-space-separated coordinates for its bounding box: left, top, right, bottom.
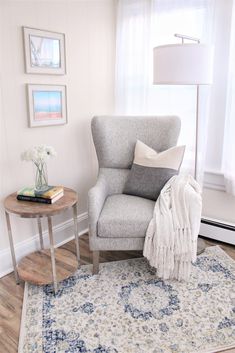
0, 0, 115, 257
202, 0, 235, 231
205, 0, 233, 173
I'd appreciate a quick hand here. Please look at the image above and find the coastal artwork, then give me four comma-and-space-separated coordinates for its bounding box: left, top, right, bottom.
33, 90, 62, 120
30, 35, 60, 69
27, 84, 67, 127
23, 27, 66, 74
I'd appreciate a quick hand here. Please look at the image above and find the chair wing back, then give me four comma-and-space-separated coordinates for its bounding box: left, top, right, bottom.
91, 115, 181, 169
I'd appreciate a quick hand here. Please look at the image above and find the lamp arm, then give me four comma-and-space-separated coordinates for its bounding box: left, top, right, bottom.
174, 33, 200, 44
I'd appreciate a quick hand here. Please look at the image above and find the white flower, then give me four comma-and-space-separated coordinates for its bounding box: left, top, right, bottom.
45, 146, 57, 158
21, 145, 57, 164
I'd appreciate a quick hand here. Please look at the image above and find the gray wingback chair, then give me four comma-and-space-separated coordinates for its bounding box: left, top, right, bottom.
88, 115, 181, 274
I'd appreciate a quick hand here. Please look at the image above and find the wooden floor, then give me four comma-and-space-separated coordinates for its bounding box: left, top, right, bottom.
0, 234, 235, 353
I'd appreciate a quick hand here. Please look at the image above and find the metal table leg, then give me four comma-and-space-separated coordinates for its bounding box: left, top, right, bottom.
47, 216, 57, 294
37, 216, 44, 250
73, 203, 80, 267
5, 211, 20, 284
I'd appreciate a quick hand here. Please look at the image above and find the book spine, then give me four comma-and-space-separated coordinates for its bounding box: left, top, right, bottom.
17, 195, 52, 204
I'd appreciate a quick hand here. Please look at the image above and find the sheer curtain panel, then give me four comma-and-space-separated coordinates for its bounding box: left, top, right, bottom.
222, 0, 235, 196
115, 0, 215, 182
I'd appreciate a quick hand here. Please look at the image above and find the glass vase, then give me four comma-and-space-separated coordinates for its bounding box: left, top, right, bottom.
35, 162, 48, 192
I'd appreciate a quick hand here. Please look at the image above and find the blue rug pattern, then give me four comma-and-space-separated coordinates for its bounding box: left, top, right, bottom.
19, 246, 235, 353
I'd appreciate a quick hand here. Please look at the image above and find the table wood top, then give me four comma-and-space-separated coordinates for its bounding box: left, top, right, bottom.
4, 187, 78, 218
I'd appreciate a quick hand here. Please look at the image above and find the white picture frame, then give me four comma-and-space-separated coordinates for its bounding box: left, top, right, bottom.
23, 27, 66, 75
27, 84, 67, 127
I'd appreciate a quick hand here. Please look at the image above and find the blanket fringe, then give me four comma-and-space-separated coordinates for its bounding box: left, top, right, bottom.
143, 175, 202, 282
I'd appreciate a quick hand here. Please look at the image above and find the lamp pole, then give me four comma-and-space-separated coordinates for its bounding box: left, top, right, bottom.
195, 84, 199, 180
174, 34, 200, 181
174, 34, 206, 253
153, 35, 213, 254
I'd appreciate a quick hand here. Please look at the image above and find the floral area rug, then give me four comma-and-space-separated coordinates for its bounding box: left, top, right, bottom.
19, 246, 235, 353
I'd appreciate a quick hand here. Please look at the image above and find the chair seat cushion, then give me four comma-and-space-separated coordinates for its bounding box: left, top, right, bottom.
98, 194, 155, 238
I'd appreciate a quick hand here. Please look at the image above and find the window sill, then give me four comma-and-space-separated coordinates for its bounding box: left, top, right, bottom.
203, 170, 225, 191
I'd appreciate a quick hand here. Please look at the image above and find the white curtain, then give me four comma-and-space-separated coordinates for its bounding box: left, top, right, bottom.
222, 0, 235, 196
115, 0, 215, 183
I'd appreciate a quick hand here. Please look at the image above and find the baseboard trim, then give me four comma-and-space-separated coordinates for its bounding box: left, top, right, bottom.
200, 218, 235, 245
0, 212, 88, 279
201, 217, 235, 231
54, 228, 89, 249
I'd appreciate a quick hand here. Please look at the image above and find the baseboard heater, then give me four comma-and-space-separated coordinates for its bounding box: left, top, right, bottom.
200, 217, 235, 245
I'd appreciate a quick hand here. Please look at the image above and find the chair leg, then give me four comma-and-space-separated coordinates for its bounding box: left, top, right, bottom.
93, 251, 100, 275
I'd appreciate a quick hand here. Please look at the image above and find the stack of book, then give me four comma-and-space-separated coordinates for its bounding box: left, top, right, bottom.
17, 186, 64, 204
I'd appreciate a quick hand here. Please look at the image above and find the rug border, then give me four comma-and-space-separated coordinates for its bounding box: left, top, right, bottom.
17, 245, 235, 353
192, 343, 235, 353
212, 244, 235, 263
18, 281, 29, 353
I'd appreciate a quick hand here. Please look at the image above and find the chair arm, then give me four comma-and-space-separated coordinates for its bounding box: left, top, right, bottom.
88, 173, 110, 240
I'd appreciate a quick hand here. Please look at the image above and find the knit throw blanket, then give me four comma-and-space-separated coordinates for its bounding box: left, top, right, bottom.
143, 175, 202, 281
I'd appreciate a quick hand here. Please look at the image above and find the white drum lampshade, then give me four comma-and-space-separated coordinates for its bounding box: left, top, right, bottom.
153, 43, 213, 85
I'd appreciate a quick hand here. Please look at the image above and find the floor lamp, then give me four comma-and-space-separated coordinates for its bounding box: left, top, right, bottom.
153, 34, 214, 253
153, 34, 213, 180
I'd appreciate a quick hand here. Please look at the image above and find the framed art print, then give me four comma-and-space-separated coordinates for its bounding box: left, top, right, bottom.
23, 27, 66, 75
27, 84, 67, 127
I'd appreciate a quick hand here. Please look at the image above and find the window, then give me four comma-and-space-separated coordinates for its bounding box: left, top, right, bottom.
115, 0, 229, 185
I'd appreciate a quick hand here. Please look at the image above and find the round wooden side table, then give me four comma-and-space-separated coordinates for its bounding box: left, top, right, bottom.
4, 187, 80, 294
